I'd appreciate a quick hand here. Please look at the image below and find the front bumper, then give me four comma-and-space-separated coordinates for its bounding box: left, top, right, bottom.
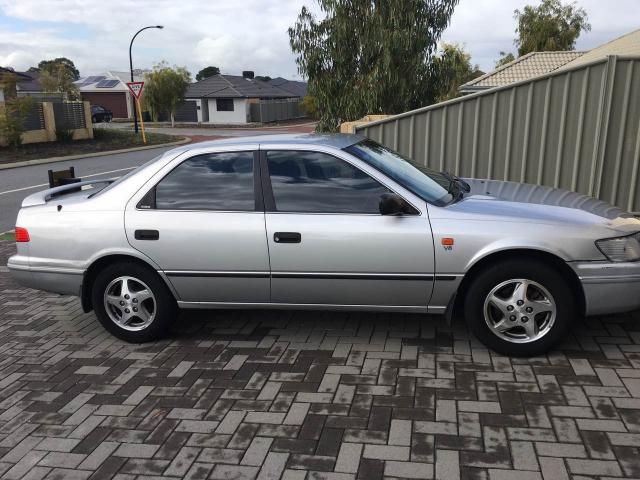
571, 261, 640, 316
7, 254, 83, 297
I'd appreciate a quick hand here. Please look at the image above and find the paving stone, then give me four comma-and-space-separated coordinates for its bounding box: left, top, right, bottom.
0, 244, 638, 480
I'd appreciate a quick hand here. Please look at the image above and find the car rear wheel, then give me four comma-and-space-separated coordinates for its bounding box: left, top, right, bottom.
92, 262, 177, 342
464, 259, 576, 356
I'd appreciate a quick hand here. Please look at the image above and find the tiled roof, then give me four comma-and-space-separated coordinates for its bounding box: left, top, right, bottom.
461, 51, 585, 91
268, 77, 308, 97
186, 74, 300, 99
559, 28, 640, 70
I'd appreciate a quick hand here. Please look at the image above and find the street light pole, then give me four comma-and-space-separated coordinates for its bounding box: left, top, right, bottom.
129, 25, 163, 133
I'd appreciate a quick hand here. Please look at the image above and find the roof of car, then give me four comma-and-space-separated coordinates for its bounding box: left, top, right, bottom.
173, 133, 366, 153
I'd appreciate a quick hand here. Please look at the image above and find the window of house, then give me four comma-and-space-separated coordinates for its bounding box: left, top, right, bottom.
154, 152, 254, 211
266, 151, 391, 214
216, 99, 234, 111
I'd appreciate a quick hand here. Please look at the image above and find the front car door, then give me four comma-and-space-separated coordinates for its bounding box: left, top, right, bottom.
261, 147, 435, 310
125, 148, 270, 304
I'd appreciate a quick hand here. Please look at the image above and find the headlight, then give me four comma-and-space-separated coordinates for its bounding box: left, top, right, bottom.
596, 232, 640, 262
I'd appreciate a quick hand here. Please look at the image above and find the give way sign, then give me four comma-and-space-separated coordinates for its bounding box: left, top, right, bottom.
126, 81, 144, 99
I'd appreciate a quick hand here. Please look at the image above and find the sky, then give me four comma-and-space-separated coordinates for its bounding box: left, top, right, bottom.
0, 0, 638, 80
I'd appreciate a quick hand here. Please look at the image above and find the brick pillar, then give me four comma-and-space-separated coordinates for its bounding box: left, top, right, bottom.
42, 102, 56, 141
83, 101, 94, 139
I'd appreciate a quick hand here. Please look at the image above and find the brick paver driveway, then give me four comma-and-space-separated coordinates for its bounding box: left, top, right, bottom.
1, 240, 640, 480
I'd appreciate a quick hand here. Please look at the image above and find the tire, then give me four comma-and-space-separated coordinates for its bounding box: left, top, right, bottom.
92, 262, 177, 342
464, 259, 576, 356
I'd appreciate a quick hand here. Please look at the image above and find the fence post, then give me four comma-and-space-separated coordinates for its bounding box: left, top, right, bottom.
83, 101, 94, 139
42, 102, 56, 141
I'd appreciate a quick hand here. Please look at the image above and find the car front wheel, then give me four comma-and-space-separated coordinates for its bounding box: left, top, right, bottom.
92, 262, 177, 342
464, 259, 576, 356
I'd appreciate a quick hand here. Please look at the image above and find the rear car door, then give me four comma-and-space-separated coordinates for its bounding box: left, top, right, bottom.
262, 148, 435, 309
125, 149, 270, 304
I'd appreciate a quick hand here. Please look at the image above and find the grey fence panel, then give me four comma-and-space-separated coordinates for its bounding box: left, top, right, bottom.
356, 56, 640, 214
22, 102, 45, 131
249, 100, 304, 123
52, 102, 86, 130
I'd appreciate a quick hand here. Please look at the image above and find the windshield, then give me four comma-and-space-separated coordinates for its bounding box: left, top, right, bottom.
344, 139, 452, 206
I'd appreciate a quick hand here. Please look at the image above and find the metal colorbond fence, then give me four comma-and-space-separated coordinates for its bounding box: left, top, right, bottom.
52, 101, 86, 130
249, 99, 304, 123
356, 55, 640, 214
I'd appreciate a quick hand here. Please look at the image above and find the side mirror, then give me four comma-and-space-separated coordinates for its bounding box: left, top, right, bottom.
379, 193, 414, 215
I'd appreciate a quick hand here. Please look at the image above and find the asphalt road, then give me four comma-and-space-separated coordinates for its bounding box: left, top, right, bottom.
0, 146, 176, 232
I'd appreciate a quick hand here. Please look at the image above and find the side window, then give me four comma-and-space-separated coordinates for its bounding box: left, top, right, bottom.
154, 152, 254, 211
266, 150, 391, 214
216, 99, 234, 111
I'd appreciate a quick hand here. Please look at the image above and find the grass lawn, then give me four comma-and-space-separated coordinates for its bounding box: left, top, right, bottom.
0, 129, 183, 165
0, 232, 15, 242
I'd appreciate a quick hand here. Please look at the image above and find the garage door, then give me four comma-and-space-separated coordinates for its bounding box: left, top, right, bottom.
82, 92, 128, 118
174, 100, 198, 122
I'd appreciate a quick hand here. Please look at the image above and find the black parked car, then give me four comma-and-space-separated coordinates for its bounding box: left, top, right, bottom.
91, 105, 113, 123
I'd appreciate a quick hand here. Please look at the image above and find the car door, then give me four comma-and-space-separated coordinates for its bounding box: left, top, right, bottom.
262, 148, 435, 309
125, 149, 270, 304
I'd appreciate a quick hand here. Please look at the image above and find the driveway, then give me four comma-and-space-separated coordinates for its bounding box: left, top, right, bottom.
1, 239, 639, 479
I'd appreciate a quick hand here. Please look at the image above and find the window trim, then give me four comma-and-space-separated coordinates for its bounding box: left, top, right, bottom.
259, 149, 420, 216
136, 150, 263, 213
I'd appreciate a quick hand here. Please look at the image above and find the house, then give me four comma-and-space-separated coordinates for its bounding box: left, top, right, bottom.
0, 67, 63, 102
267, 77, 308, 97
460, 28, 640, 94
558, 28, 640, 70
74, 71, 145, 119
184, 72, 306, 124
459, 51, 584, 94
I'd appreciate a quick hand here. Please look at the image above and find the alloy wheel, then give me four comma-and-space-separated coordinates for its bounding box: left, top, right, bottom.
483, 278, 556, 344
103, 276, 156, 331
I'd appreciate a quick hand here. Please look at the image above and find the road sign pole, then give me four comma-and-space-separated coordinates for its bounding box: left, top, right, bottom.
126, 82, 146, 142
136, 97, 147, 144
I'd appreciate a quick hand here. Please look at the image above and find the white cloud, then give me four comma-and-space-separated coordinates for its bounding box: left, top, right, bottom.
0, 0, 637, 78
441, 0, 640, 71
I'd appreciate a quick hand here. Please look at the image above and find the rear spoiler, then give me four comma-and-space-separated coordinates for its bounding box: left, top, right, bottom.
22, 179, 115, 207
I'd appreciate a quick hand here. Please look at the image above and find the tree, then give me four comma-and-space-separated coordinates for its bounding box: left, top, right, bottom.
289, 0, 459, 131
431, 43, 483, 101
514, 0, 590, 56
255, 75, 272, 82
495, 51, 516, 68
195, 66, 220, 81
39, 62, 80, 99
37, 57, 80, 81
299, 95, 319, 118
144, 61, 191, 126
0, 73, 34, 148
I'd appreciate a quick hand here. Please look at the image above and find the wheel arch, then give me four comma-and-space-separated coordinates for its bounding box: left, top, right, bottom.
81, 254, 177, 312
451, 248, 585, 319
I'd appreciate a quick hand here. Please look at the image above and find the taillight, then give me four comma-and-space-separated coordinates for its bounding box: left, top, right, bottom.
15, 227, 30, 243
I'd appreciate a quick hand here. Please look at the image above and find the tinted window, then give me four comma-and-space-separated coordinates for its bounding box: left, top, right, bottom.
216, 99, 234, 111
267, 151, 390, 214
155, 152, 254, 210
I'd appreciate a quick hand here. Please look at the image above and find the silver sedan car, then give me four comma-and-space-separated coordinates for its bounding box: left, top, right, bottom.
8, 134, 640, 356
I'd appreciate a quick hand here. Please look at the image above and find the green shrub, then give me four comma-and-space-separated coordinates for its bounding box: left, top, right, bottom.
0, 97, 34, 148
55, 127, 74, 142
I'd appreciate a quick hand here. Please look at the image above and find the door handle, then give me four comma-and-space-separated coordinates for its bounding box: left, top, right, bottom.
135, 229, 159, 240
274, 232, 301, 243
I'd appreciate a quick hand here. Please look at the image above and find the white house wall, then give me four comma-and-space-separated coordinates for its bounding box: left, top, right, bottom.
207, 98, 248, 124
